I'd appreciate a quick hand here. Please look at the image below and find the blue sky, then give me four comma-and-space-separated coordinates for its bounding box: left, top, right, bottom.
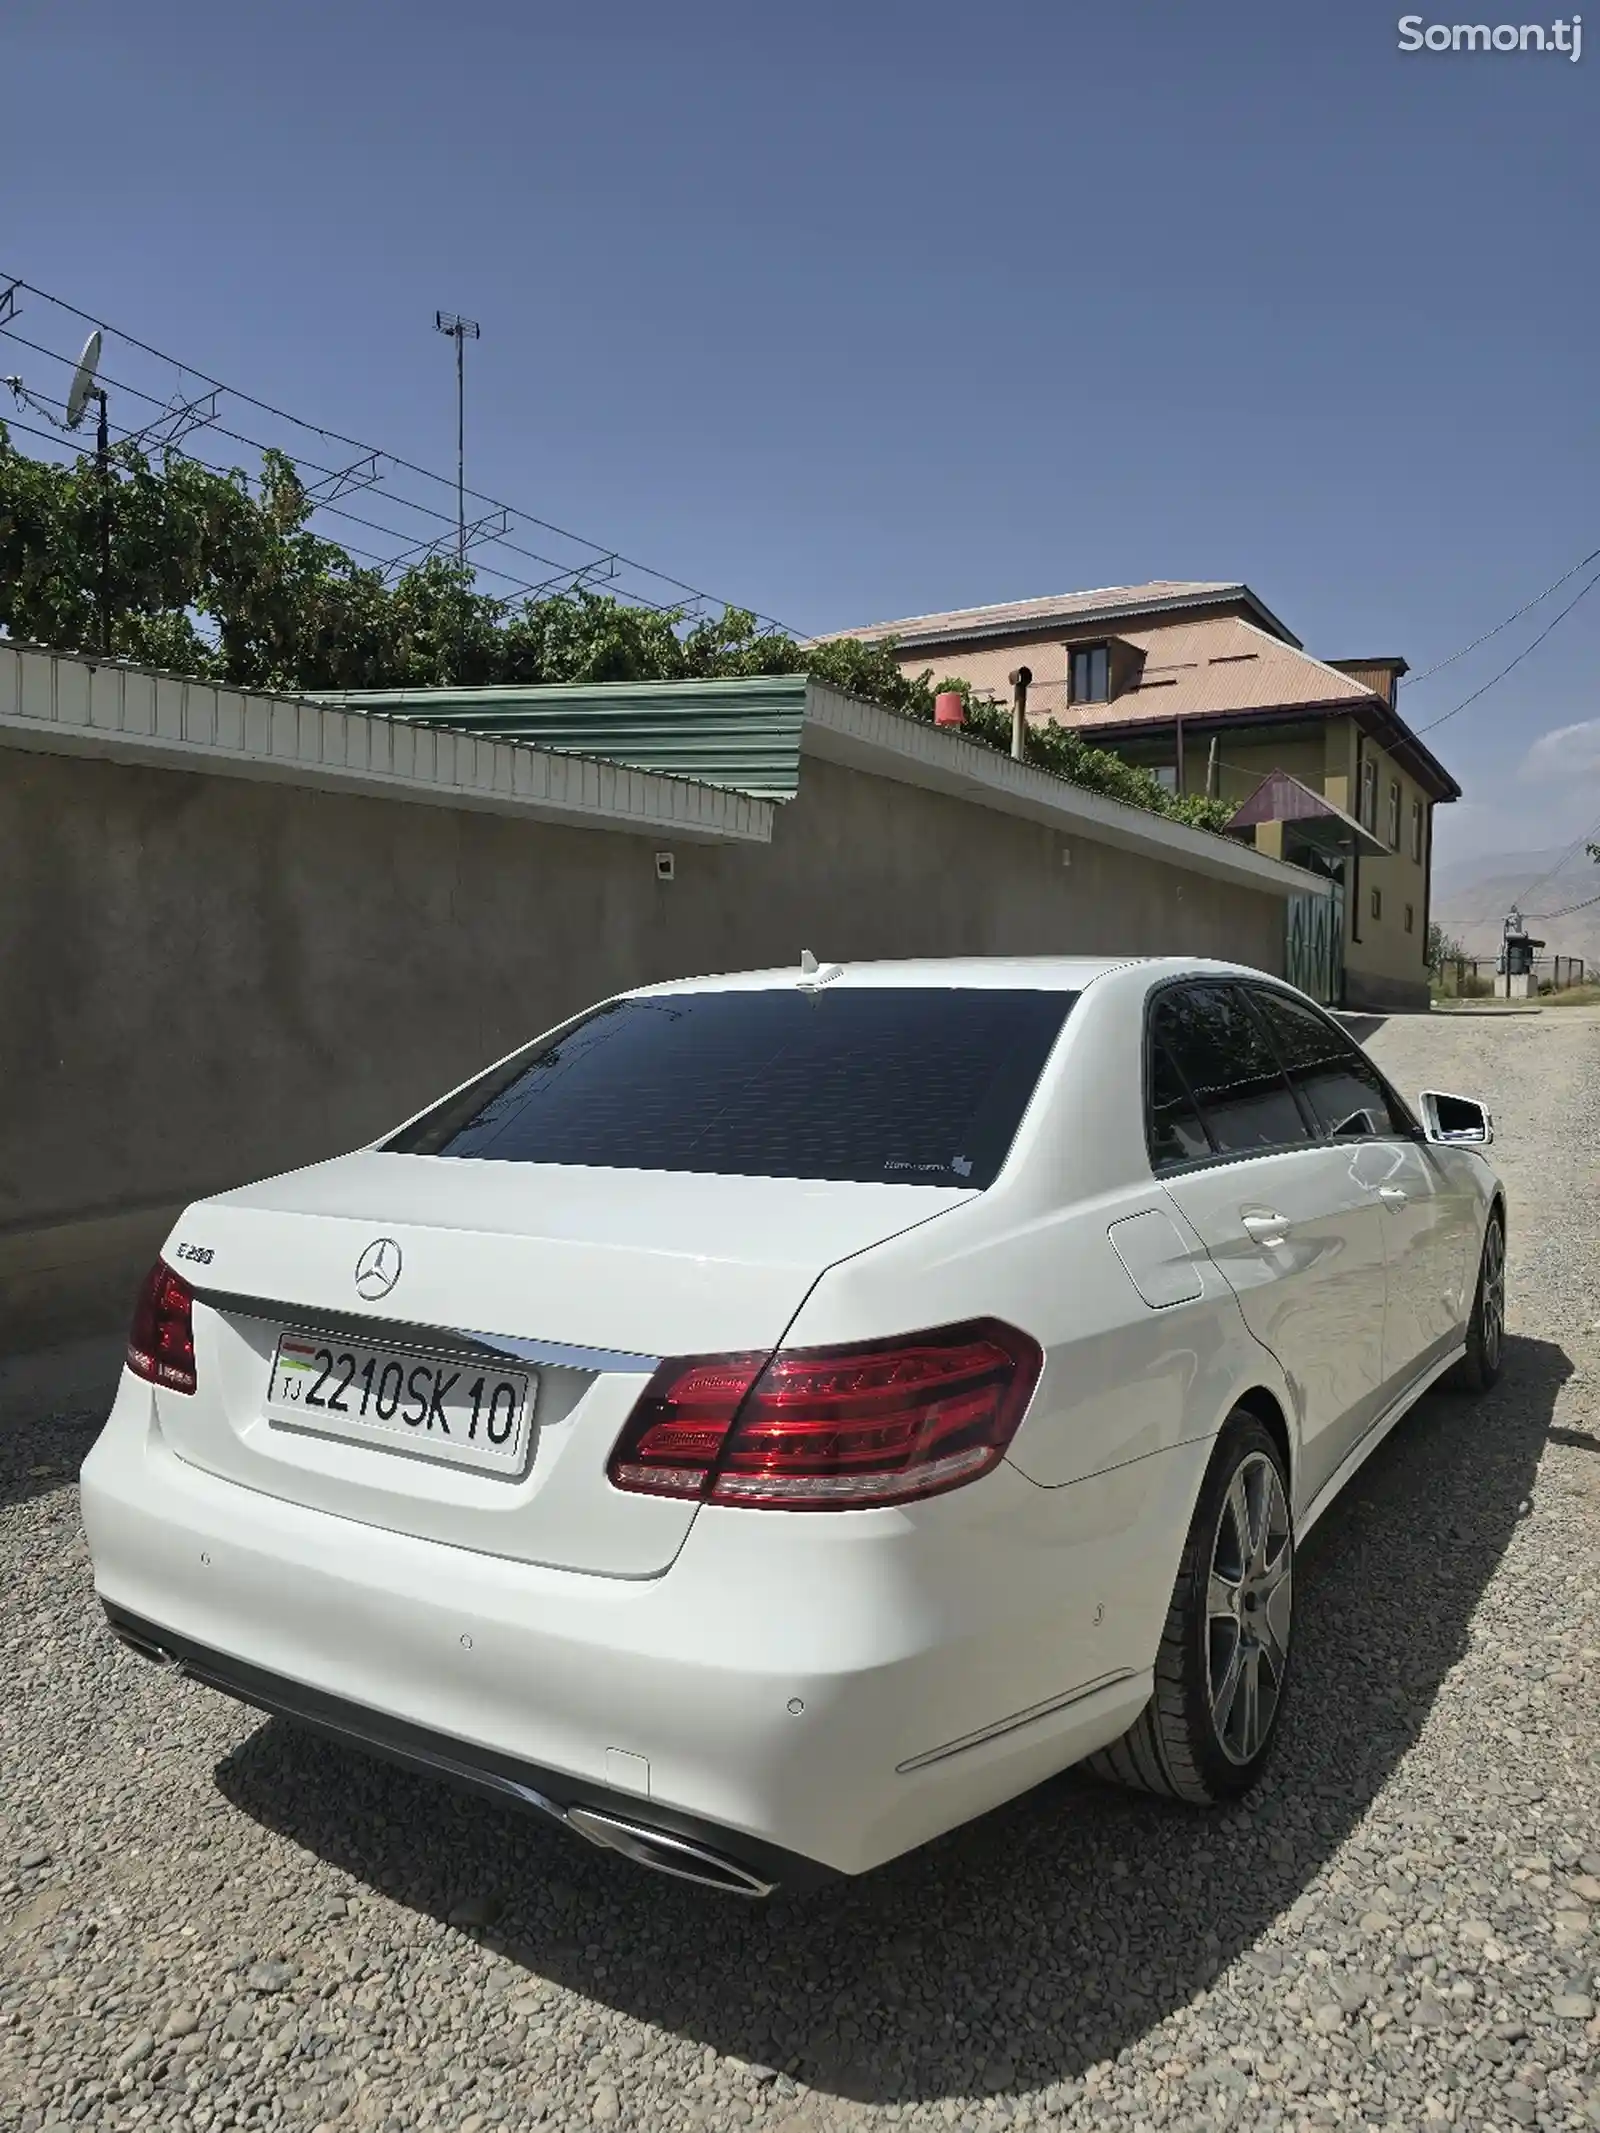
3, 0, 1596, 870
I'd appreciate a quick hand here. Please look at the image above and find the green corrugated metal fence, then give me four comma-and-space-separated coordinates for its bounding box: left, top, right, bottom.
326, 676, 812, 802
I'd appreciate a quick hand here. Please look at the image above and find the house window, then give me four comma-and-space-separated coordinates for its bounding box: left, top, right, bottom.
1371, 886, 1383, 921
1387, 779, 1401, 849
1411, 796, 1424, 864
1405, 903, 1415, 933
1360, 755, 1377, 831
1069, 643, 1110, 705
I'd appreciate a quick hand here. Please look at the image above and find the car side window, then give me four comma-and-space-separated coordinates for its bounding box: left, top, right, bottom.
1148, 1039, 1214, 1168
1247, 987, 1412, 1140
1148, 983, 1311, 1161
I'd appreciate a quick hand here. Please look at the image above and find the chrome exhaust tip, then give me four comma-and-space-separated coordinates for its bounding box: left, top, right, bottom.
110, 1622, 185, 1672
565, 1806, 776, 1898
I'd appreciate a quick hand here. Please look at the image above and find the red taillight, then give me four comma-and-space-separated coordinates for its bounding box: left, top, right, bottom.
127, 1260, 197, 1395
608, 1320, 1042, 1511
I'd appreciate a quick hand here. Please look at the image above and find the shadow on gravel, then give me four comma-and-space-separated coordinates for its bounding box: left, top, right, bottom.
0, 1338, 122, 1510
0, 1406, 106, 1511
215, 1334, 1569, 2111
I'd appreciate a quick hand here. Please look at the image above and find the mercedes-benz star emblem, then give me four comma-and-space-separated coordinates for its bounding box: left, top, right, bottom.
354, 1237, 403, 1301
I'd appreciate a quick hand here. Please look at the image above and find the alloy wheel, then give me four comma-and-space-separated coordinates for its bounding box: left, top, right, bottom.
1481, 1220, 1505, 1375
1205, 1451, 1293, 1766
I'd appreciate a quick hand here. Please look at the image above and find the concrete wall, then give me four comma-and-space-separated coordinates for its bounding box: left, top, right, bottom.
0, 745, 1286, 1351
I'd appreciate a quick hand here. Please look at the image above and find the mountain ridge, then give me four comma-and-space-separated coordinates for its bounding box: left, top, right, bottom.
1432, 844, 1600, 966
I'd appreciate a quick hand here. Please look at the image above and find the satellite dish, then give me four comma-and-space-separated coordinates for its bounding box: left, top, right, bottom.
65, 329, 103, 429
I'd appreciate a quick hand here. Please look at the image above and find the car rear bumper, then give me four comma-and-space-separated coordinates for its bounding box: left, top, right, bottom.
100, 1600, 819, 1895
80, 1369, 1179, 1881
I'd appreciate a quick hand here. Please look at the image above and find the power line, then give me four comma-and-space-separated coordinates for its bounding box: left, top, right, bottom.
13, 268, 1597, 722
1528, 887, 1600, 922
1, 407, 94, 457
1411, 568, 1600, 736
1504, 807, 1600, 915
7, 391, 673, 625
1401, 545, 1600, 688
0, 268, 806, 636
4, 351, 707, 618
4, 317, 700, 616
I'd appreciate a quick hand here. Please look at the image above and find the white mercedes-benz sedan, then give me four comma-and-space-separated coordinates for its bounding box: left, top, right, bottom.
81, 956, 1504, 1896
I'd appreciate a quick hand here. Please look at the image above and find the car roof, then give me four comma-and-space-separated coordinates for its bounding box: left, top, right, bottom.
624, 955, 1276, 999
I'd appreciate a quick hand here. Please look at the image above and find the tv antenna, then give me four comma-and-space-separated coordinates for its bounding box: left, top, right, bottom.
65, 330, 113, 659
433, 311, 481, 572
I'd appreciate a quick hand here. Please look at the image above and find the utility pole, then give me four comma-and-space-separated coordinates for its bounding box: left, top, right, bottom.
96, 386, 111, 659
60, 329, 112, 657
433, 311, 480, 570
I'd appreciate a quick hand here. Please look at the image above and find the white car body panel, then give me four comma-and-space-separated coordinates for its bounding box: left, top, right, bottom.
79, 953, 1502, 1883
83, 1364, 1201, 1876
778, 1183, 1255, 1492
186, 1151, 973, 1357
1370, 1137, 1485, 1387
155, 1158, 971, 1577
1158, 1142, 1392, 1516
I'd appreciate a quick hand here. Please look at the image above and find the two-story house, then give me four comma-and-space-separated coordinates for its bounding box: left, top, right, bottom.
829, 580, 1460, 1011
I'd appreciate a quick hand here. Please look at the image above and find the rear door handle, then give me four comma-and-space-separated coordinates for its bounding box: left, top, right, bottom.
1240, 1209, 1290, 1241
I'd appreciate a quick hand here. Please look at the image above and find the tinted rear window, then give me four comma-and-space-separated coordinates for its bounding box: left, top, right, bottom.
1148, 1039, 1214, 1168
384, 987, 1076, 1189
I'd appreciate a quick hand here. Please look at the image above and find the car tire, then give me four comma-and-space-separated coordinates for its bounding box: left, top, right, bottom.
1445, 1209, 1506, 1394
1087, 1411, 1294, 1805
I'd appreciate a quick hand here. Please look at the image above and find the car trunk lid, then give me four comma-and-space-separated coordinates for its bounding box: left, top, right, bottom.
152, 1152, 973, 1577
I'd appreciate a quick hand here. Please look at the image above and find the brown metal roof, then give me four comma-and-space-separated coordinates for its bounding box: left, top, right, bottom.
859, 613, 1377, 727
1058, 617, 1375, 725
825, 585, 1461, 803
824, 580, 1301, 652
1052, 618, 1461, 803
1227, 770, 1388, 857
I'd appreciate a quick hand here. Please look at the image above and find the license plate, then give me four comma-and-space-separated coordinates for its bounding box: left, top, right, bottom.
266, 1332, 535, 1476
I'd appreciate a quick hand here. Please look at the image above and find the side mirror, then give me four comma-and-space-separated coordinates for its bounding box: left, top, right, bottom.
1418, 1090, 1494, 1146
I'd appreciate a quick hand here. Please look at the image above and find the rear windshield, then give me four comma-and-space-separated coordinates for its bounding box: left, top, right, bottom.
384, 987, 1076, 1189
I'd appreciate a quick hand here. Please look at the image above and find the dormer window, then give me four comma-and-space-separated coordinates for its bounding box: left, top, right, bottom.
1069, 642, 1111, 705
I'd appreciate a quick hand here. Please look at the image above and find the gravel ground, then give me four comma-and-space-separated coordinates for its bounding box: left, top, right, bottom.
3, 1009, 1598, 2133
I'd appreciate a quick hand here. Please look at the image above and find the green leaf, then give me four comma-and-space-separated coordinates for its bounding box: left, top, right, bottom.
0, 422, 1243, 835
